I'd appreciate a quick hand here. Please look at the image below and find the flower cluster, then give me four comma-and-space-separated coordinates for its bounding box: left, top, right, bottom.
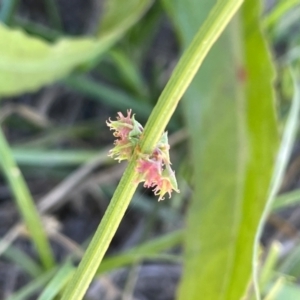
107, 110, 179, 201
106, 109, 143, 162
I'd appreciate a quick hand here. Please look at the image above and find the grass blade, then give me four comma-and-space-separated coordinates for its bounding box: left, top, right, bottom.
7, 268, 57, 300
12, 149, 101, 166
38, 260, 74, 300
0, 128, 55, 270
4, 245, 43, 278
97, 230, 183, 274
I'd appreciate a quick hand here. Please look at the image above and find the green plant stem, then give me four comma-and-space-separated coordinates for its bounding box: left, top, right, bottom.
0, 0, 20, 25
140, 0, 244, 153
0, 128, 55, 270
62, 158, 140, 300
61, 0, 244, 299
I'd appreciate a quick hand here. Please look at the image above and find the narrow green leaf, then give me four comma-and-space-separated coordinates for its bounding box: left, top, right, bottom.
273, 188, 300, 210
108, 49, 147, 95
3, 245, 43, 278
97, 230, 183, 274
38, 260, 74, 300
7, 268, 57, 300
263, 0, 300, 29
63, 75, 152, 118
0, 128, 55, 269
12, 148, 102, 166
0, 0, 152, 95
167, 0, 278, 299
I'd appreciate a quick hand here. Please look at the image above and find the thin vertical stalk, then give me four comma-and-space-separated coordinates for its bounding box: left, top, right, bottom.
0, 128, 55, 270
140, 0, 244, 154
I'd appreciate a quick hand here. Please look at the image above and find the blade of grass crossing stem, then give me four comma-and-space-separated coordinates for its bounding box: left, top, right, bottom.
4, 245, 43, 278
61, 1, 243, 299
0, 129, 55, 270
165, 0, 278, 299
97, 230, 183, 274
38, 260, 74, 300
7, 268, 57, 300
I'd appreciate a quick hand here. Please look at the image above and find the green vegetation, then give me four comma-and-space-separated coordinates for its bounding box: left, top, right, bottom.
1, 0, 300, 299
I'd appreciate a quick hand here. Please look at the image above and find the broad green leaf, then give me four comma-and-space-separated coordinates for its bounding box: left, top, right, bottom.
164, 0, 279, 299
0, 0, 152, 95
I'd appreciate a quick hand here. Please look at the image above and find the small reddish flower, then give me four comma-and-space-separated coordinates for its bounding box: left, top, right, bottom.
152, 164, 179, 201
136, 148, 179, 201
107, 109, 179, 201
106, 109, 134, 139
106, 110, 143, 162
136, 156, 162, 187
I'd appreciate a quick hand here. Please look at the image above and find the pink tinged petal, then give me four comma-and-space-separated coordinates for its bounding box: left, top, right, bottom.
106, 109, 135, 139
153, 178, 173, 201
106, 109, 143, 162
152, 165, 180, 201
136, 157, 162, 186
